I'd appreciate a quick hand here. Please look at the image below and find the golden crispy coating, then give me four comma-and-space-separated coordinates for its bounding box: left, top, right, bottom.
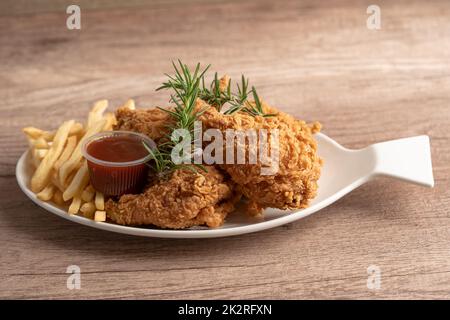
199, 100, 322, 213
108, 98, 322, 226
105, 166, 240, 229
114, 106, 172, 143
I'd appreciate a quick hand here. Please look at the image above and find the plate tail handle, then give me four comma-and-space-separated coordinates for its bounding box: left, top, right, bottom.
368, 135, 434, 187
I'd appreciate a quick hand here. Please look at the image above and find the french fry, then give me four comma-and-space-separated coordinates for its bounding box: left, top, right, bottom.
54, 136, 77, 170
23, 127, 43, 139
27, 138, 36, 148
23, 127, 53, 140
64, 170, 77, 189
34, 137, 49, 149
24, 124, 82, 141
30, 151, 41, 168
36, 184, 54, 201
95, 192, 104, 211
80, 202, 96, 218
73, 125, 85, 141
63, 161, 90, 201
103, 112, 117, 131
32, 148, 41, 161
59, 119, 105, 185
50, 169, 65, 192
87, 100, 108, 129
69, 122, 84, 136
81, 185, 95, 202
31, 120, 74, 193
94, 210, 106, 222
123, 99, 135, 110
52, 189, 65, 206
35, 149, 48, 159
68, 196, 82, 215
29, 147, 39, 167
25, 100, 115, 217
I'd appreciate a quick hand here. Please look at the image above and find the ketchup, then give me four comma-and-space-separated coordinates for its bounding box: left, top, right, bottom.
82, 131, 154, 196
87, 136, 149, 163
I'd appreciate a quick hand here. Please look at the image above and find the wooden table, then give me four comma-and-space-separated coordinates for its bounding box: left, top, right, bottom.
0, 0, 449, 299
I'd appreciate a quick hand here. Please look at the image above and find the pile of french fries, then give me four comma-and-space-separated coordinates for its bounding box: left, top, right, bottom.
22, 99, 134, 222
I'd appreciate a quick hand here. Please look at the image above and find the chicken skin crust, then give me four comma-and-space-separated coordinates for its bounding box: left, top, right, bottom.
198, 100, 322, 214
105, 166, 239, 229
110, 98, 322, 224
114, 106, 173, 143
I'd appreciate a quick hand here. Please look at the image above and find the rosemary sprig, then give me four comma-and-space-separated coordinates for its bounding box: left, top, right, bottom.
199, 73, 249, 114
199, 73, 231, 109
145, 60, 209, 175
142, 140, 173, 173
145, 60, 274, 175
238, 86, 277, 118
143, 140, 205, 175
199, 74, 274, 117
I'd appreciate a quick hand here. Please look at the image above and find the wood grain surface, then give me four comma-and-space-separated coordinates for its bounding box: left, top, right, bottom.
0, 0, 449, 299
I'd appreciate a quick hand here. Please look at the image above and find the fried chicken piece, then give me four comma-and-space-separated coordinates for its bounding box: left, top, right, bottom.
105, 166, 240, 229
114, 106, 173, 143
198, 100, 322, 213
111, 97, 322, 216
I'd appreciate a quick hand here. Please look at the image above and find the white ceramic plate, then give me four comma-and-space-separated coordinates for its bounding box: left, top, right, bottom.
16, 132, 433, 238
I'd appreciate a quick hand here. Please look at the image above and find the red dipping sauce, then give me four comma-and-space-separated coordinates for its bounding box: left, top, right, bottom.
82, 131, 155, 196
